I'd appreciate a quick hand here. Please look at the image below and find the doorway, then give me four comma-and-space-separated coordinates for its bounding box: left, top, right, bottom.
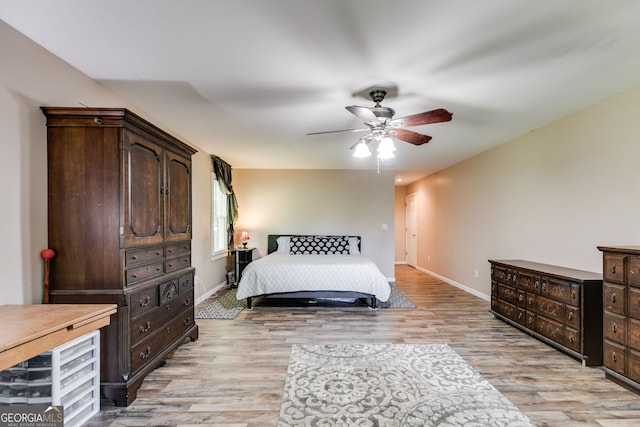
405, 193, 417, 267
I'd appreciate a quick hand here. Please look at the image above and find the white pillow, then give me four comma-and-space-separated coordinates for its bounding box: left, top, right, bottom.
275, 236, 290, 254
348, 237, 360, 255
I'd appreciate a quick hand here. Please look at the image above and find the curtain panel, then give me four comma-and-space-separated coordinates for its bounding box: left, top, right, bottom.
211, 155, 239, 272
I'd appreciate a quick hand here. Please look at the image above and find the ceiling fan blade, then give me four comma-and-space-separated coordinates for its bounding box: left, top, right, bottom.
306, 128, 369, 136
345, 105, 378, 123
392, 108, 453, 127
392, 129, 432, 146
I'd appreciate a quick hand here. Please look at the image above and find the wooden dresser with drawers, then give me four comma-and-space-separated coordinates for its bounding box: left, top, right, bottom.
598, 246, 640, 393
490, 259, 603, 366
42, 107, 199, 406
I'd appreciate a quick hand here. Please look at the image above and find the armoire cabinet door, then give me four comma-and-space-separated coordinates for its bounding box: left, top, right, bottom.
165, 150, 192, 242
123, 132, 164, 247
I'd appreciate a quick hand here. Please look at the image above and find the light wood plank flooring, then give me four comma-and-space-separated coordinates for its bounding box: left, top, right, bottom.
88, 265, 640, 426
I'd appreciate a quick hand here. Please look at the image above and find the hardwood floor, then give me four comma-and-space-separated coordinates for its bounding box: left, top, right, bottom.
88, 265, 640, 426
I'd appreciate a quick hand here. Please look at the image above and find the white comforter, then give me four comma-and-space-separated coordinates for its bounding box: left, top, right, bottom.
236, 254, 391, 302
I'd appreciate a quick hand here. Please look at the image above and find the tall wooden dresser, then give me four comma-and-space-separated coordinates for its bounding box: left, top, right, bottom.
598, 246, 640, 393
42, 107, 199, 406
489, 260, 603, 366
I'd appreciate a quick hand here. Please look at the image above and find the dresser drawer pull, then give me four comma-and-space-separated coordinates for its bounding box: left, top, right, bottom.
612, 352, 617, 363
184, 317, 192, 326
183, 298, 191, 306
518, 294, 524, 303
542, 282, 547, 292
132, 273, 137, 279
166, 304, 171, 311
534, 280, 539, 290
156, 266, 162, 271
612, 323, 618, 333
139, 346, 151, 359
517, 312, 523, 320
167, 263, 173, 268
611, 264, 617, 274
166, 326, 171, 334
571, 290, 576, 300
131, 255, 137, 261
139, 321, 151, 333
611, 293, 617, 304
139, 296, 150, 307
568, 334, 574, 343
568, 312, 573, 321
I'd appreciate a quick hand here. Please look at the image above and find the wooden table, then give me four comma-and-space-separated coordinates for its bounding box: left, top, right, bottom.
0, 304, 117, 370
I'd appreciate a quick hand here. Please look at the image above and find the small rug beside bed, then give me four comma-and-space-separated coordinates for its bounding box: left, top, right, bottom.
278, 344, 534, 426
195, 286, 416, 319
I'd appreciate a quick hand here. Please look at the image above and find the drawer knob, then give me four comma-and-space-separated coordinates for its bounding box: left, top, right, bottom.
612, 323, 618, 333
140, 346, 151, 359
568, 312, 573, 321
139, 321, 151, 333
131, 255, 137, 260
611, 264, 617, 274
569, 334, 574, 343
534, 280, 539, 290
612, 352, 617, 363
611, 293, 617, 304
139, 296, 150, 307
572, 290, 576, 300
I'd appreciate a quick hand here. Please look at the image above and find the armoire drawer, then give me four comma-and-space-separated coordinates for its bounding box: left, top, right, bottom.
130, 286, 159, 318
125, 246, 163, 267
131, 289, 194, 346
165, 241, 190, 257
130, 308, 194, 374
165, 255, 191, 273
126, 261, 164, 285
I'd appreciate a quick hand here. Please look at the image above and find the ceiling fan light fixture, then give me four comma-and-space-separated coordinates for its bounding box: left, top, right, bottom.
377, 136, 396, 154
353, 140, 372, 158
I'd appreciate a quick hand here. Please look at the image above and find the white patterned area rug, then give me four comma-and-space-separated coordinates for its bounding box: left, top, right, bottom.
378, 286, 416, 308
195, 288, 245, 319
278, 344, 534, 427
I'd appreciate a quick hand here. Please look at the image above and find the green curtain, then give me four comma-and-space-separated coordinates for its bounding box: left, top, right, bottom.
211, 155, 239, 272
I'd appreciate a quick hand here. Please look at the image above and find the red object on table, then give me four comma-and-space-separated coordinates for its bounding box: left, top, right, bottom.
40, 249, 55, 303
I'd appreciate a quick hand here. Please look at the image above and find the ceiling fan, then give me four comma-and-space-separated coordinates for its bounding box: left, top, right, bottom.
307, 88, 453, 159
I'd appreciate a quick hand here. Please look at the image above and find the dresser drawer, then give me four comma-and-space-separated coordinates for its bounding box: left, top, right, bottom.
516, 271, 539, 293
537, 296, 565, 323
526, 293, 537, 311
126, 261, 164, 285
603, 340, 626, 375
629, 287, 640, 319
543, 278, 579, 305
604, 253, 626, 284
628, 349, 640, 384
492, 299, 516, 321
565, 327, 580, 352
526, 312, 536, 330
604, 311, 626, 345
603, 283, 626, 315
125, 246, 163, 267
130, 286, 159, 318
537, 316, 564, 344
515, 307, 527, 326
628, 318, 640, 351
165, 254, 191, 273
131, 289, 194, 345
565, 305, 580, 329
165, 241, 190, 258
179, 271, 194, 293
497, 283, 517, 305
130, 307, 194, 374
628, 256, 640, 288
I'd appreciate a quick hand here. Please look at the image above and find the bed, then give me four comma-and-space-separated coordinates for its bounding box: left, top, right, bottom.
236, 234, 391, 309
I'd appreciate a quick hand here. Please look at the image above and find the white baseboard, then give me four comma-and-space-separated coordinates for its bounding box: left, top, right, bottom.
195, 281, 228, 306
415, 266, 490, 302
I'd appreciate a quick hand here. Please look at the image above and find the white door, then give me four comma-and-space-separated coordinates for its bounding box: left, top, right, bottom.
405, 193, 417, 267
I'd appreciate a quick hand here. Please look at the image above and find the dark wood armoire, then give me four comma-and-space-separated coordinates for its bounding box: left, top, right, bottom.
41, 107, 199, 406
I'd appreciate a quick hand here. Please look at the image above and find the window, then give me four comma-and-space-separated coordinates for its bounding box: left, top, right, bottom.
211, 174, 228, 257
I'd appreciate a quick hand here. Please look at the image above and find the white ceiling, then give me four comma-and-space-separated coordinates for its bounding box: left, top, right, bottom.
3, 1, 640, 184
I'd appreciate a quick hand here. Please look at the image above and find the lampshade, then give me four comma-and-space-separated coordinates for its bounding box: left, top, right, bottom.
353, 140, 372, 158
241, 231, 250, 241
376, 136, 396, 159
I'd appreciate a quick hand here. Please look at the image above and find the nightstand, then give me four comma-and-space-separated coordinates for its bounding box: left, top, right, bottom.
231, 247, 254, 286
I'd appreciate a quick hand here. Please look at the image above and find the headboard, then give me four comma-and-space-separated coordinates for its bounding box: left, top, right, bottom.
267, 234, 361, 254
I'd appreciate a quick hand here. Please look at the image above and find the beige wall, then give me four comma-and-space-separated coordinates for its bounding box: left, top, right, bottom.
233, 169, 396, 280
0, 21, 225, 304
403, 83, 640, 299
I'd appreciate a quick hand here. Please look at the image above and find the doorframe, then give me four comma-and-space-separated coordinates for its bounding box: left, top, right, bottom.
405, 193, 417, 267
